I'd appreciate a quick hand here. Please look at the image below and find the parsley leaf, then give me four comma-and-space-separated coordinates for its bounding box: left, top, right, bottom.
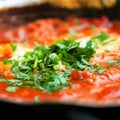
68, 29, 78, 38
93, 69, 105, 74
3, 59, 12, 64
9, 42, 17, 51
91, 31, 113, 47
6, 86, 18, 92
106, 58, 120, 68
92, 63, 105, 74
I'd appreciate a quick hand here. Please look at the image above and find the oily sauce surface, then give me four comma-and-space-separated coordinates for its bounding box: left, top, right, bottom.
0, 16, 120, 105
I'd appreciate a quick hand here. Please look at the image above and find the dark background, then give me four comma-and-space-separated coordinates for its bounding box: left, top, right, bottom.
0, 101, 119, 120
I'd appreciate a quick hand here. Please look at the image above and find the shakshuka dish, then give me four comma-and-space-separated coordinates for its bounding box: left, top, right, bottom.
0, 15, 120, 106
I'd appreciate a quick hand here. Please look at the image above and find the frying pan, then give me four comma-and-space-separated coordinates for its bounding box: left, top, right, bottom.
0, 2, 120, 120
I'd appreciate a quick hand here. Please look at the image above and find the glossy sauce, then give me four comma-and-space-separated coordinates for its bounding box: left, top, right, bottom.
0, 16, 120, 105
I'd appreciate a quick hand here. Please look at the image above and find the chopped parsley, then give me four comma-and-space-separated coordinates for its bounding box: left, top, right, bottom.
106, 58, 120, 68
91, 31, 113, 47
92, 63, 105, 74
68, 29, 78, 38
3, 59, 12, 64
93, 68, 105, 74
2, 34, 116, 91
1, 35, 116, 91
9, 42, 17, 51
1, 39, 96, 92
5, 86, 18, 92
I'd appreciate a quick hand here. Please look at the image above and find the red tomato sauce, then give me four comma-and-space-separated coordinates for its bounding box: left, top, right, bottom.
0, 16, 120, 105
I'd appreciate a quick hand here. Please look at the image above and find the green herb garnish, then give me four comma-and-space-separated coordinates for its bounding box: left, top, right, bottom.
5, 86, 18, 92
91, 31, 113, 47
92, 63, 105, 74
9, 42, 17, 51
68, 29, 78, 38
3, 59, 12, 64
106, 58, 120, 68
93, 68, 105, 74
1, 39, 95, 91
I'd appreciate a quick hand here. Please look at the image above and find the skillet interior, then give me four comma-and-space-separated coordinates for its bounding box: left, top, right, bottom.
0, 3, 120, 120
